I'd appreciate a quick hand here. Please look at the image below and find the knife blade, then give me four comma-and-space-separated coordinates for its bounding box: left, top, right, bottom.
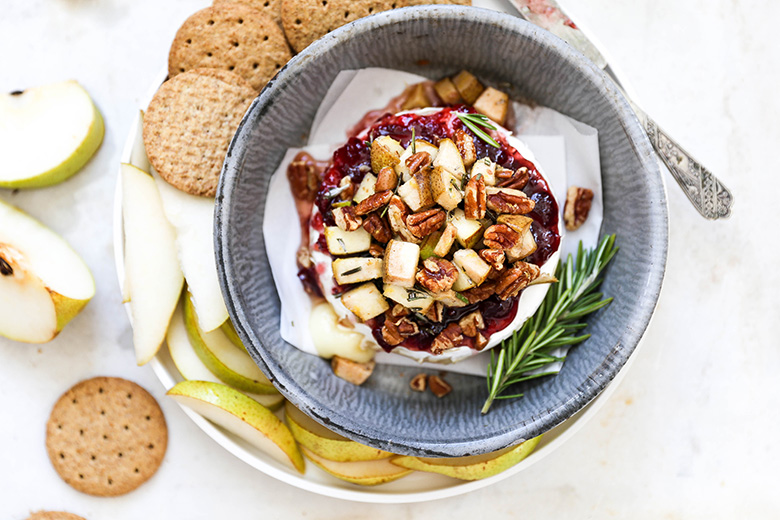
508, 0, 734, 220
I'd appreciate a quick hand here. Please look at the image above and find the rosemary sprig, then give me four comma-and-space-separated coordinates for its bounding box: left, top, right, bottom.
482, 234, 619, 414
456, 113, 500, 148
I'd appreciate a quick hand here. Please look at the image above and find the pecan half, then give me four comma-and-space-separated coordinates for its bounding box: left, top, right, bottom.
355, 189, 393, 215
454, 129, 477, 167
479, 248, 505, 271
430, 323, 464, 355
495, 262, 541, 300
458, 310, 485, 337
368, 243, 385, 257
381, 320, 404, 346
386, 196, 419, 243
428, 375, 452, 398
483, 224, 521, 251
464, 174, 487, 219
396, 317, 420, 336
406, 208, 446, 239
475, 332, 489, 351
486, 187, 535, 215
332, 205, 362, 232
415, 257, 458, 293
564, 186, 594, 231
462, 281, 497, 304
405, 151, 432, 174
497, 166, 529, 190
387, 303, 410, 321
287, 156, 321, 202
362, 213, 392, 243
424, 301, 444, 322
338, 176, 355, 201
375, 166, 399, 192
410, 373, 428, 392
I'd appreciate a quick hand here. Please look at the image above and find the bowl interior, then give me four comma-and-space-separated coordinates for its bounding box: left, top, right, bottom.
216, 6, 667, 457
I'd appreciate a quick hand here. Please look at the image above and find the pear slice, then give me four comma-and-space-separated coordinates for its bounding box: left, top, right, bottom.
220, 319, 247, 352
166, 302, 283, 410
285, 401, 391, 462
150, 164, 228, 332
168, 380, 304, 472
0, 81, 104, 188
0, 200, 94, 343
183, 293, 278, 395
391, 436, 541, 480
122, 163, 184, 365
301, 447, 412, 486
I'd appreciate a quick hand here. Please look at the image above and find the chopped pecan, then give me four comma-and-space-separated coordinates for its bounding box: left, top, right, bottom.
486, 187, 535, 215
564, 186, 594, 231
454, 129, 477, 167
386, 196, 420, 243
381, 320, 404, 346
287, 157, 321, 202
464, 174, 487, 219
405, 151, 432, 174
396, 317, 420, 336
479, 248, 505, 271
475, 332, 489, 351
387, 303, 410, 321
410, 373, 428, 392
406, 208, 446, 239
331, 356, 375, 385
424, 301, 444, 322
362, 213, 392, 243
483, 224, 521, 251
375, 166, 399, 192
338, 176, 355, 201
458, 310, 485, 337
495, 262, 541, 300
332, 205, 362, 232
415, 257, 458, 293
428, 375, 452, 398
355, 190, 393, 215
430, 323, 464, 355
368, 243, 385, 257
462, 281, 497, 304
497, 166, 529, 190
296, 246, 312, 269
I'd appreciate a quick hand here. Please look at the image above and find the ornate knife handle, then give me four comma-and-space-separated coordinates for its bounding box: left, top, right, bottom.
630, 102, 734, 219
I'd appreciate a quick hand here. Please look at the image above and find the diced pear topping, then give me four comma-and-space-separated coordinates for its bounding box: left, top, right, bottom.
453, 249, 492, 286
383, 285, 434, 313
433, 77, 463, 105
341, 283, 390, 321
429, 166, 463, 211
452, 70, 485, 105
506, 227, 538, 262
433, 138, 466, 180
433, 222, 458, 257
324, 226, 372, 256
470, 158, 497, 186
496, 214, 534, 235
401, 83, 432, 111
450, 208, 485, 248
473, 87, 509, 125
433, 289, 468, 308
370, 136, 404, 174
451, 263, 476, 292
397, 171, 434, 212
397, 139, 438, 181
332, 257, 383, 285
382, 239, 420, 288
353, 173, 377, 203
419, 230, 442, 260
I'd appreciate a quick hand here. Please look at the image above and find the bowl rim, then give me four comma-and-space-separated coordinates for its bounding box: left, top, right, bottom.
216, 5, 668, 456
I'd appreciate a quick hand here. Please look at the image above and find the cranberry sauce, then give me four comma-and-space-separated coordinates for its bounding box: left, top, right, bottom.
309, 107, 560, 354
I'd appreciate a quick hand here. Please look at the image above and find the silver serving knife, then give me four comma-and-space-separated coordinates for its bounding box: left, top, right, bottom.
509, 0, 734, 220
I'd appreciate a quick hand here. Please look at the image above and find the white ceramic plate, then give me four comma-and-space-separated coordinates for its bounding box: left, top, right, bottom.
113, 0, 645, 503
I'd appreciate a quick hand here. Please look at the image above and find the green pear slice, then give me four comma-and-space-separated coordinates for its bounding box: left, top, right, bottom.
167, 302, 283, 410
285, 401, 392, 462
391, 436, 542, 480
0, 81, 104, 188
122, 163, 184, 365
150, 163, 228, 332
0, 200, 94, 343
221, 319, 247, 352
301, 447, 412, 486
168, 380, 304, 472
183, 293, 278, 395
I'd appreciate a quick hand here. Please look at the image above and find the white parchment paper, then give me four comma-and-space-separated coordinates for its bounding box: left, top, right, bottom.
264, 69, 603, 376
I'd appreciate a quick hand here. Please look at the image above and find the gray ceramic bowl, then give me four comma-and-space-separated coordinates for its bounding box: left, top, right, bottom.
216, 6, 667, 457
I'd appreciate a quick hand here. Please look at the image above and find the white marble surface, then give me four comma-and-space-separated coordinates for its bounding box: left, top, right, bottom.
1, 0, 777, 517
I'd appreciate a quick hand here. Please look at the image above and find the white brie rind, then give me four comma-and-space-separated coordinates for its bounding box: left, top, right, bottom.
310, 109, 563, 364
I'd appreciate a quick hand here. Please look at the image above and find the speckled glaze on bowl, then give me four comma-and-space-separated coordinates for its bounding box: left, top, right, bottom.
216, 6, 667, 457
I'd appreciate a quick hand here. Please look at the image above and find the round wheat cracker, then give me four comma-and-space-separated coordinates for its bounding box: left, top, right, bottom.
143, 68, 255, 197
212, 0, 283, 25
169, 4, 291, 91
46, 377, 167, 497
281, 0, 403, 53
27, 512, 86, 520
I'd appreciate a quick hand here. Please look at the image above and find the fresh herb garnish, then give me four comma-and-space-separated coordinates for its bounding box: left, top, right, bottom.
456, 113, 500, 148
411, 127, 416, 154
336, 238, 346, 252
341, 267, 362, 276
332, 200, 352, 208
482, 235, 619, 414
406, 289, 428, 302
324, 185, 350, 199
454, 292, 469, 304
